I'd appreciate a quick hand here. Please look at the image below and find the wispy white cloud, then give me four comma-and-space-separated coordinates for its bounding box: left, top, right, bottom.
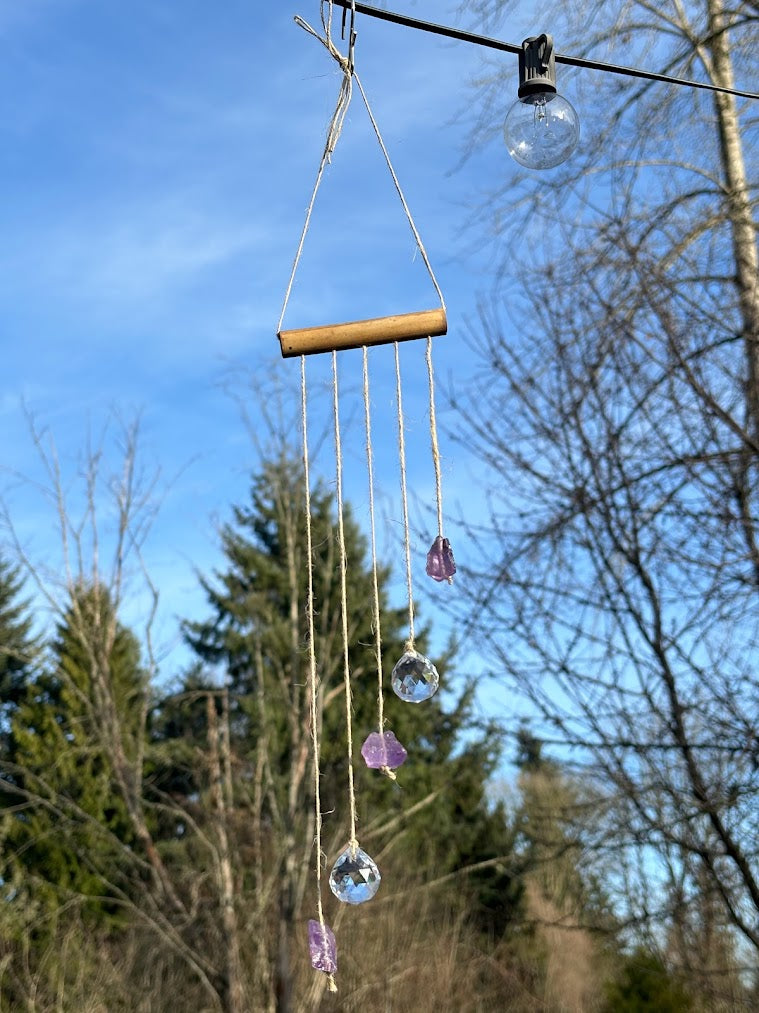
59, 208, 258, 305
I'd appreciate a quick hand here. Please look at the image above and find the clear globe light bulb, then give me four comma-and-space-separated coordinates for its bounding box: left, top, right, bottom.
504, 33, 580, 170
504, 91, 580, 169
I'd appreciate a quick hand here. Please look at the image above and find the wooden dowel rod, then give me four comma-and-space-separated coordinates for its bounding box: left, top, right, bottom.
277, 308, 447, 358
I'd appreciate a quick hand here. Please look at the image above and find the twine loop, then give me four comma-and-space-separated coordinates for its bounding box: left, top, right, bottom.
293, 1, 357, 161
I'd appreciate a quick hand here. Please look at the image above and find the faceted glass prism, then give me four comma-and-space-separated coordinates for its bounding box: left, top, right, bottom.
426, 535, 456, 582
307, 919, 337, 974
361, 730, 408, 770
391, 650, 440, 703
329, 846, 381, 905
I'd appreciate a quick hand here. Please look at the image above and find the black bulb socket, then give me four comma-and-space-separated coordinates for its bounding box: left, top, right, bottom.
517, 34, 558, 99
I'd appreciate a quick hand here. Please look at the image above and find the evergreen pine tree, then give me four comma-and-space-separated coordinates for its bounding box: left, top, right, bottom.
2, 583, 145, 906
181, 451, 429, 804
0, 555, 39, 725
603, 949, 694, 1012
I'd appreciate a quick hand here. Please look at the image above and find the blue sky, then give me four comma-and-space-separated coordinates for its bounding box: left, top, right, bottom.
0, 0, 549, 688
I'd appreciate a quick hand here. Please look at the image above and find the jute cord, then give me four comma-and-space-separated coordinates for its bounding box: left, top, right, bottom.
277, 2, 355, 335
278, 0, 444, 334
301, 356, 337, 994
332, 351, 359, 853
352, 71, 445, 311
394, 341, 416, 651
362, 347, 396, 780
426, 337, 445, 540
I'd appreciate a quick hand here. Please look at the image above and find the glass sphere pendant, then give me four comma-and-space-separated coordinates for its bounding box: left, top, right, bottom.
391, 649, 440, 703
329, 846, 381, 904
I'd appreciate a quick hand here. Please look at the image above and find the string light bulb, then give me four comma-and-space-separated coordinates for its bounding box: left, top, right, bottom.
504, 34, 579, 169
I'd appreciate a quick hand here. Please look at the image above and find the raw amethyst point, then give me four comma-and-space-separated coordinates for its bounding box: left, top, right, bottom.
361, 730, 408, 770
426, 535, 456, 582
308, 919, 337, 974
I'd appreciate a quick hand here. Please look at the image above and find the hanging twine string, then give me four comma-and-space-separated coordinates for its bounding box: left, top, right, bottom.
301, 358, 337, 995
426, 337, 444, 539
362, 347, 396, 781
277, 2, 356, 335
332, 350, 359, 855
278, 0, 445, 334
352, 71, 445, 312
394, 342, 416, 652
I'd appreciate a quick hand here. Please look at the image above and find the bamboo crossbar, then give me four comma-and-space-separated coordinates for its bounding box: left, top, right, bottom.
277, 307, 447, 358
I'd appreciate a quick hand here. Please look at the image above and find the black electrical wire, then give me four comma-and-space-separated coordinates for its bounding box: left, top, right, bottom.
327, 0, 759, 101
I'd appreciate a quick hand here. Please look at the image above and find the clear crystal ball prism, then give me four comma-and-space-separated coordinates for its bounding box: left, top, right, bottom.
391, 650, 440, 703
329, 846, 381, 905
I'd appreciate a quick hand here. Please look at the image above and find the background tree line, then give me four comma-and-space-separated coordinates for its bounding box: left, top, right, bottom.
1, 404, 731, 1011
0, 414, 533, 1011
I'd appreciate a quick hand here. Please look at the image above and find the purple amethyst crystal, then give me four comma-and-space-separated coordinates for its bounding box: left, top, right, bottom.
426, 535, 456, 582
308, 919, 337, 974
361, 730, 408, 770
